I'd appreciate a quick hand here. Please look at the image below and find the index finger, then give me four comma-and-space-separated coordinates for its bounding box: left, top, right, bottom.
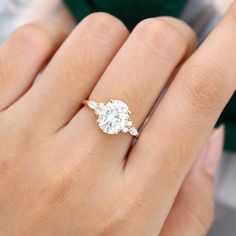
126, 0, 236, 226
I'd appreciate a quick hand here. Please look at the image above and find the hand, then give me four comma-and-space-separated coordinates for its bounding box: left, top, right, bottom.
0, 2, 235, 235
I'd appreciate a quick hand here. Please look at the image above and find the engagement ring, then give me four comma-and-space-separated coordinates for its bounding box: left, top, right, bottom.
83, 99, 139, 138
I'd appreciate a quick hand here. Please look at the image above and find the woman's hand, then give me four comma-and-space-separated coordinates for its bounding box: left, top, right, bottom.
0, 2, 235, 235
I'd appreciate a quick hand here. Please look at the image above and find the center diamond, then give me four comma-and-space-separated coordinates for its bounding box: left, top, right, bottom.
96, 100, 130, 135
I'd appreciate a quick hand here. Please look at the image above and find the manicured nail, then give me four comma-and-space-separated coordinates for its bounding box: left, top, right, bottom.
203, 125, 225, 177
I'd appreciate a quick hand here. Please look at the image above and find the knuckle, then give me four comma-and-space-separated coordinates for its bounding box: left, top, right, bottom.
134, 18, 188, 54
81, 12, 128, 37
183, 204, 215, 234
46, 175, 73, 205
181, 62, 226, 114
201, 204, 215, 232
8, 22, 53, 52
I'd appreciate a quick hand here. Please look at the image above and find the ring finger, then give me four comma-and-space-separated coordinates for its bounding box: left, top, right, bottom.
65, 17, 196, 163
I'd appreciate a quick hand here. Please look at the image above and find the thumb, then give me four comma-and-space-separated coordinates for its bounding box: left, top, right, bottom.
159, 125, 224, 236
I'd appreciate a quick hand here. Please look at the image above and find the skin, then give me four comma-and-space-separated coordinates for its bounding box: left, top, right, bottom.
0, 1, 235, 235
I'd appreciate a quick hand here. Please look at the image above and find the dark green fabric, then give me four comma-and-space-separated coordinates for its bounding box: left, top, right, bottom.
217, 93, 236, 151
63, 0, 188, 30
63, 0, 236, 151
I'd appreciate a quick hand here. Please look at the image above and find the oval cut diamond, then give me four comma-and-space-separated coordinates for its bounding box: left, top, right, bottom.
97, 100, 130, 134
84, 98, 139, 137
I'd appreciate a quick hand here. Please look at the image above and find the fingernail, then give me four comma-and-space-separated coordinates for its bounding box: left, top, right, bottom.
203, 125, 225, 177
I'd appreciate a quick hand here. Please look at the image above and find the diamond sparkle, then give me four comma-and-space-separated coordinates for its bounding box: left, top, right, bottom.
87, 99, 138, 137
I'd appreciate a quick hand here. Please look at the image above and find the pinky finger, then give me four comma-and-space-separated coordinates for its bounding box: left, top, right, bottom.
159, 126, 224, 236
0, 21, 68, 111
